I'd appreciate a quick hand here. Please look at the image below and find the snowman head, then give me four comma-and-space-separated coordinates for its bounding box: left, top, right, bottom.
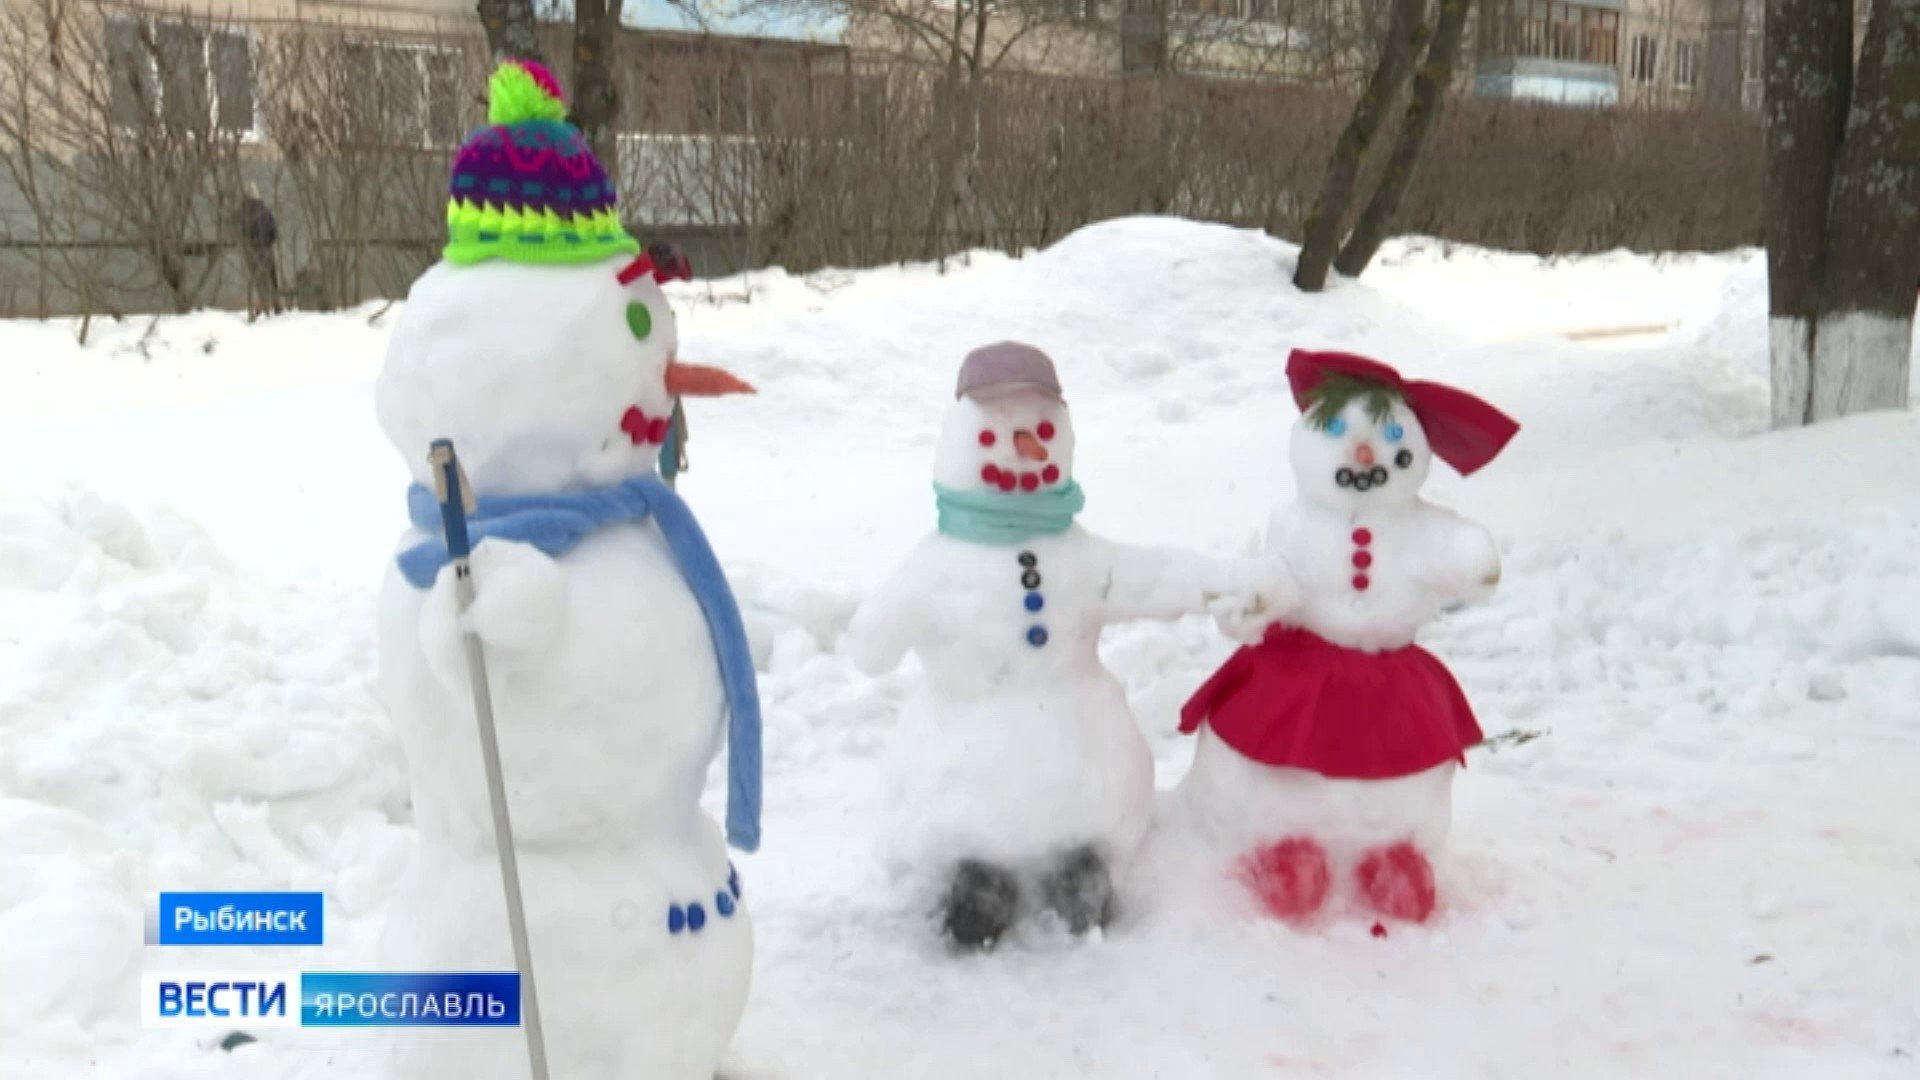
378, 244, 753, 496
932, 342, 1075, 493
1288, 374, 1431, 511
376, 61, 751, 496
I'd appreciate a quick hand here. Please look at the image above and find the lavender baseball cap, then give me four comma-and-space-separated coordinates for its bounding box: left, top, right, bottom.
955, 341, 1064, 401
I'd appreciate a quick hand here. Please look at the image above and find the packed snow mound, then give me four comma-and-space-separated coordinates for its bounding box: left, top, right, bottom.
1, 217, 1918, 1078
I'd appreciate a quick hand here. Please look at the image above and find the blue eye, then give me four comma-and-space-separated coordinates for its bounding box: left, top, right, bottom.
1385, 422, 1405, 443
1325, 417, 1347, 437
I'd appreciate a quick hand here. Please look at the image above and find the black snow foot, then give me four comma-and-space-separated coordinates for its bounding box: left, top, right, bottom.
1042, 845, 1113, 935
943, 859, 1019, 951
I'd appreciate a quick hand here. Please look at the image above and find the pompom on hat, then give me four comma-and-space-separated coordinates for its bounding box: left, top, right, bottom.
1285, 349, 1519, 476
444, 60, 640, 266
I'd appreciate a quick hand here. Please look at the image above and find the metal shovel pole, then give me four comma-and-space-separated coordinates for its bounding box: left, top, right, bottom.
427, 439, 550, 1080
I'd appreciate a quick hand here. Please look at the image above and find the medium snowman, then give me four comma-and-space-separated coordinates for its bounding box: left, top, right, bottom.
374, 60, 761, 1080
849, 342, 1275, 949
1177, 349, 1518, 924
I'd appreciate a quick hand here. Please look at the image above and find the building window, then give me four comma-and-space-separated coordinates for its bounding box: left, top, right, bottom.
1673, 40, 1700, 88
106, 17, 255, 135
1629, 33, 1658, 84
1485, 1, 1618, 67
341, 42, 466, 148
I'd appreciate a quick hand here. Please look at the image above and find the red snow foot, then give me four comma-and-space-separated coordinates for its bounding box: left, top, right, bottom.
1355, 841, 1437, 923
1236, 837, 1331, 921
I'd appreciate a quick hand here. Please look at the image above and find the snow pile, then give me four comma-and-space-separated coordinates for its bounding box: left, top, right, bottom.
2, 219, 1918, 1078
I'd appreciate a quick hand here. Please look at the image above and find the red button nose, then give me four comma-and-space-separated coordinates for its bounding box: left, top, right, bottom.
1354, 444, 1376, 467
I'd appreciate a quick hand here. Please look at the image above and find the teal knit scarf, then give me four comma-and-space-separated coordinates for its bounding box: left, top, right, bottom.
934, 480, 1086, 544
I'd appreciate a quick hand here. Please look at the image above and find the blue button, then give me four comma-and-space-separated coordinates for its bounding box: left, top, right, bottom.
1024, 592, 1044, 612
1027, 626, 1048, 647
716, 891, 735, 917
687, 903, 707, 931
668, 905, 686, 934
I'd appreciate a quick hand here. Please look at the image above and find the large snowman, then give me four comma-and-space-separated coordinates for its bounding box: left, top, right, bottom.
849, 342, 1273, 949
373, 60, 761, 1080
1177, 349, 1518, 924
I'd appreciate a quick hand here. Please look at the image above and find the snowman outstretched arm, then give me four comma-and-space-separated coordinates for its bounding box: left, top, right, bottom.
417, 537, 570, 691
1417, 506, 1502, 606
846, 546, 934, 676
1088, 535, 1295, 635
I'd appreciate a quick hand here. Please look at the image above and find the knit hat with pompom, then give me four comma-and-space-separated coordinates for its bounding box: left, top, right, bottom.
444, 59, 639, 266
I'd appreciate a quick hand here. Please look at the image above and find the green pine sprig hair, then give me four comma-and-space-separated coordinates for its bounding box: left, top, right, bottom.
1304, 372, 1403, 430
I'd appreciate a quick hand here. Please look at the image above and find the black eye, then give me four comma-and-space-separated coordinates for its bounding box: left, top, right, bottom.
1395, 449, 1414, 469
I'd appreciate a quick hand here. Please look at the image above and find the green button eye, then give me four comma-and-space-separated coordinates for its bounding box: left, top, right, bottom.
625, 302, 652, 341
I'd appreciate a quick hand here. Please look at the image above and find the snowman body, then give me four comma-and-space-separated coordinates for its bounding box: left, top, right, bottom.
867, 526, 1157, 876
374, 259, 750, 1079
1178, 375, 1503, 922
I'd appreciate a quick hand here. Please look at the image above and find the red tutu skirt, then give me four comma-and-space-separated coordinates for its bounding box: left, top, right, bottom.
1180, 625, 1483, 781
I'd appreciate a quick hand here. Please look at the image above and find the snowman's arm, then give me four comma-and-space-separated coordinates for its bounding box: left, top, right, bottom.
417, 537, 570, 690
1421, 511, 1502, 605
1091, 537, 1293, 628
846, 556, 930, 676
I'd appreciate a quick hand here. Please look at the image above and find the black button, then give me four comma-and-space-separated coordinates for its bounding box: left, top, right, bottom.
1021, 569, 1041, 589
1395, 449, 1414, 469
1018, 551, 1037, 568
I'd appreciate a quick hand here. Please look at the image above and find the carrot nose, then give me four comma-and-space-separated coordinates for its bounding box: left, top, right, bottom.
665, 360, 755, 397
1013, 430, 1049, 462
1354, 444, 1376, 467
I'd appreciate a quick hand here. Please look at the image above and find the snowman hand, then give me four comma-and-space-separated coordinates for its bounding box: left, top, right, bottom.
846, 598, 912, 676
1206, 589, 1272, 644
461, 538, 569, 657
1204, 558, 1297, 643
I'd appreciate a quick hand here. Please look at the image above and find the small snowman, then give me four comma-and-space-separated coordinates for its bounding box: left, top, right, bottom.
374, 61, 760, 1080
849, 342, 1273, 949
1177, 349, 1518, 924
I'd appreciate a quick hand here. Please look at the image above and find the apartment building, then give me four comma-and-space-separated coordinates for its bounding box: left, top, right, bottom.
1471, 0, 1759, 110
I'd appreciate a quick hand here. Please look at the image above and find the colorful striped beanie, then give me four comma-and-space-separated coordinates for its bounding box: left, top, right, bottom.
444, 60, 639, 266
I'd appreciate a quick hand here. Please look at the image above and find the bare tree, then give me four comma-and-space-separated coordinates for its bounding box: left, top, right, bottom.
1764, 0, 1919, 426
1292, 0, 1425, 291
477, 0, 545, 64
1333, 0, 1470, 277
570, 0, 624, 163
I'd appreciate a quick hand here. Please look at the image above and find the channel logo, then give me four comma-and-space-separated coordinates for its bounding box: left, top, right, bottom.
146, 891, 324, 946
143, 972, 520, 1028
142, 971, 300, 1029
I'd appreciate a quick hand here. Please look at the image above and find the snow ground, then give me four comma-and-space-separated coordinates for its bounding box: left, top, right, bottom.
2, 219, 1918, 1079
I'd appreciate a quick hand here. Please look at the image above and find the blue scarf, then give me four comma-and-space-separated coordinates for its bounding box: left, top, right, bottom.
933, 480, 1086, 544
397, 476, 762, 853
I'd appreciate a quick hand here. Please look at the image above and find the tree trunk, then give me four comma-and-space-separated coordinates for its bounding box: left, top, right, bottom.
1293, 0, 1427, 292
1334, 0, 1470, 278
1809, 0, 1920, 419
571, 0, 625, 170
1763, 0, 1855, 425
475, 0, 543, 66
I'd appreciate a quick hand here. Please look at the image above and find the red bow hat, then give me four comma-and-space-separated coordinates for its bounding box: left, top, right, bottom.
1285, 349, 1519, 476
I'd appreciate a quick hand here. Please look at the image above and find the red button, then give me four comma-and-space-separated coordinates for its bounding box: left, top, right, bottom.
981, 464, 1000, 484
1352, 551, 1372, 569
1352, 574, 1370, 591
1352, 528, 1372, 546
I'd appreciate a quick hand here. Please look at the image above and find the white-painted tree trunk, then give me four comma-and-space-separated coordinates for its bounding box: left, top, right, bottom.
1810, 311, 1915, 420
1769, 317, 1813, 428
1770, 312, 1915, 427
